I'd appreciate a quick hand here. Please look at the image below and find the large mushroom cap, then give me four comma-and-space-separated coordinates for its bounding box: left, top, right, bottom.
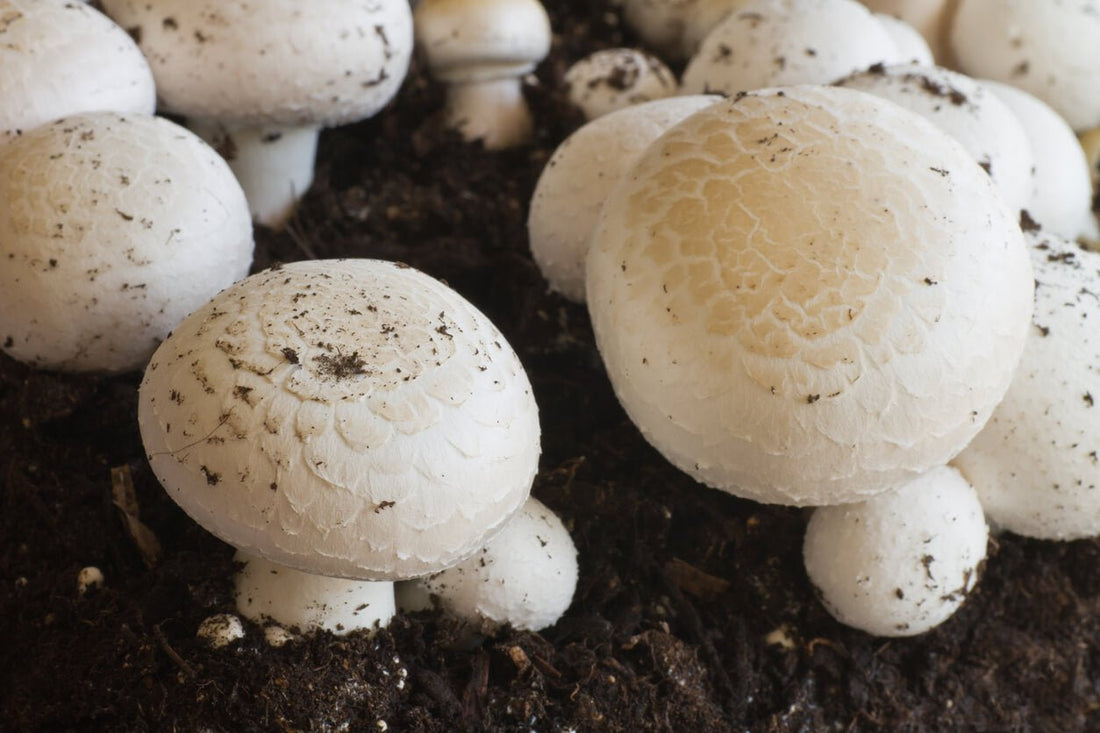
586, 85, 1033, 506
0, 0, 155, 143
99, 0, 413, 128
138, 259, 541, 581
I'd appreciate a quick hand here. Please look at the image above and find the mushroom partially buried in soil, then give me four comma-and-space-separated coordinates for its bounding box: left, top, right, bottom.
585, 85, 1033, 507
138, 259, 541, 635
0, 111, 253, 373
0, 0, 156, 143
99, 0, 414, 230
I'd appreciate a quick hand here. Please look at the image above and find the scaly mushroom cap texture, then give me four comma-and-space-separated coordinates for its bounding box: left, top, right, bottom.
138, 259, 541, 581
0, 112, 253, 373
0, 0, 156, 143
99, 0, 413, 128
585, 85, 1033, 506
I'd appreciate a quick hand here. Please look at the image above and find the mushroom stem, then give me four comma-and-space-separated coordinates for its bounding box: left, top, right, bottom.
188, 119, 321, 231
445, 76, 533, 150
234, 551, 395, 635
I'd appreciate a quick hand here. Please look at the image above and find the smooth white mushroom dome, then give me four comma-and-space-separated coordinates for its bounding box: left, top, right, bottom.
836, 64, 1035, 213
620, 0, 702, 60
100, 0, 413, 128
0, 0, 155, 143
860, 0, 959, 63
949, 0, 1100, 132
681, 0, 904, 96
529, 95, 722, 302
803, 465, 988, 637
563, 48, 679, 121
586, 85, 1033, 506
0, 112, 253, 373
953, 233, 1100, 540
872, 13, 935, 66
408, 496, 577, 632
138, 259, 541, 581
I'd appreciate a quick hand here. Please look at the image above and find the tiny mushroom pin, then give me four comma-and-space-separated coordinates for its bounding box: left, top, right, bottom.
99, 0, 414, 230
585, 85, 1033, 506
413, 0, 552, 149
0, 0, 156, 144
0, 112, 253, 373
138, 259, 542, 635
563, 48, 679, 121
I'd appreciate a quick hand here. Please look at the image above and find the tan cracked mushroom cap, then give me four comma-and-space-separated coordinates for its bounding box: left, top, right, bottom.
139, 259, 541, 580
586, 85, 1033, 506
0, 0, 155, 143
0, 112, 252, 373
99, 0, 413, 128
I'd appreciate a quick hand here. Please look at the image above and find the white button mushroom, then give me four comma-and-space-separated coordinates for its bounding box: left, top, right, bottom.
414, 0, 551, 149
0, 0, 156, 144
528, 95, 722, 302
681, 0, 744, 61
953, 232, 1100, 540
949, 0, 1100, 132
680, 0, 904, 96
138, 259, 541, 634
563, 48, 679, 121
871, 13, 935, 66
76, 566, 105, 595
803, 465, 988, 637
620, 0, 702, 61
397, 496, 578, 633
99, 0, 414, 230
982, 80, 1100, 244
0, 112, 253, 374
197, 614, 246, 649
585, 85, 1034, 506
835, 64, 1035, 213
860, 0, 959, 64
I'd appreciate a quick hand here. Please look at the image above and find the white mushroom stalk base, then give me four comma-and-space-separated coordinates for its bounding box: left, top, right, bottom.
446, 76, 533, 150
234, 551, 395, 635
188, 119, 320, 230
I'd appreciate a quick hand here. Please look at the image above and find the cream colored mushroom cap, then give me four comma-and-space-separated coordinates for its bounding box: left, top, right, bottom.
860, 0, 958, 63
0, 0, 155, 143
949, 0, 1100, 132
99, 0, 413, 127
138, 259, 541, 581
953, 233, 1100, 540
0, 112, 253, 373
585, 85, 1033, 506
563, 48, 679, 121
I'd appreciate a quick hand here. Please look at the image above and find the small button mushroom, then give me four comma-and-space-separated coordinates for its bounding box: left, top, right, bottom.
860, 0, 960, 65
680, 0, 905, 96
803, 465, 988, 637
949, 0, 1100, 132
197, 614, 246, 649
620, 0, 702, 61
0, 0, 155, 144
77, 566, 105, 595
397, 497, 578, 633
982, 81, 1100, 243
0, 112, 253, 374
953, 232, 1100, 540
138, 259, 541, 635
529, 95, 722, 302
100, 0, 414, 230
872, 13, 935, 66
414, 0, 551, 149
835, 64, 1035, 213
681, 0, 743, 60
563, 48, 679, 121
585, 85, 1034, 506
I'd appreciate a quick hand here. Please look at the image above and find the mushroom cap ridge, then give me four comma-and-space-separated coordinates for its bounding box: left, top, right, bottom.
139, 259, 541, 581
586, 85, 1033, 506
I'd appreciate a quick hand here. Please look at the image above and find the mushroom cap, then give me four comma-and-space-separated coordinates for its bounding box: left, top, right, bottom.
99, 0, 413, 128
680, 0, 903, 96
529, 95, 722, 302
860, 0, 959, 63
620, 0, 701, 60
413, 496, 578, 632
0, 112, 253, 373
138, 259, 541, 581
949, 0, 1100, 132
835, 64, 1035, 213
0, 0, 155, 143
953, 233, 1100, 540
872, 13, 935, 66
563, 48, 679, 121
981, 80, 1100, 243
585, 85, 1033, 506
803, 465, 988, 637
413, 0, 551, 83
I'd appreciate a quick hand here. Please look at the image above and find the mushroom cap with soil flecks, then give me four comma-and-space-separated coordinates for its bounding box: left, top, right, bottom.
563, 48, 679, 121
138, 259, 541, 581
585, 85, 1033, 506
